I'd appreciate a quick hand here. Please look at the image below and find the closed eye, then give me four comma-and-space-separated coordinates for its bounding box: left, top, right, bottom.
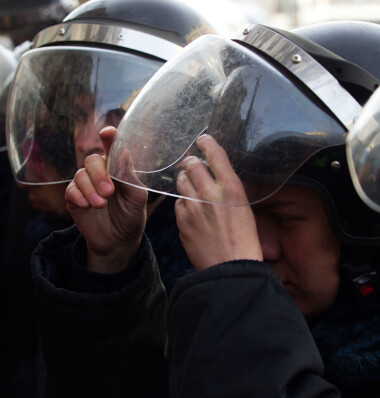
273, 214, 299, 228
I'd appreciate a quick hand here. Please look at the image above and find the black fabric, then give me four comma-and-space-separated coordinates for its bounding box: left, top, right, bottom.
167, 260, 340, 398
2, 192, 188, 397
0, 151, 12, 266
311, 268, 380, 397
30, 226, 380, 397
31, 227, 167, 398
0, 153, 13, 397
146, 196, 193, 295
2, 179, 70, 398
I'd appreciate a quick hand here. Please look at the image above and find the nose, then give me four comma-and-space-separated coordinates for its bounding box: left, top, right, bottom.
256, 215, 282, 263
75, 123, 104, 156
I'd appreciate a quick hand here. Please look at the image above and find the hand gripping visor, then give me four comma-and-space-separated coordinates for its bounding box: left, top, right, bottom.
347, 86, 380, 212
108, 25, 361, 205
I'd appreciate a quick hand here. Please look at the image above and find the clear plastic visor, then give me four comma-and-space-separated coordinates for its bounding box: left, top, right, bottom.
347, 86, 380, 212
0, 45, 17, 151
6, 45, 163, 184
108, 35, 347, 205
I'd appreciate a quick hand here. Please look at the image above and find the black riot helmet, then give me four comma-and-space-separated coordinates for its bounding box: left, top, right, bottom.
62, 0, 218, 46
6, 0, 220, 185
285, 22, 380, 250
106, 21, 380, 252
0, 0, 78, 46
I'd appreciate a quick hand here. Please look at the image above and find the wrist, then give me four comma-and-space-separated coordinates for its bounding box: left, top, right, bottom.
86, 238, 142, 273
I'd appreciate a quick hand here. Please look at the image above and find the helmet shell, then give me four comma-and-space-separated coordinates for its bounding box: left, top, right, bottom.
63, 0, 219, 46
288, 21, 380, 248
293, 21, 380, 83
6, 0, 221, 187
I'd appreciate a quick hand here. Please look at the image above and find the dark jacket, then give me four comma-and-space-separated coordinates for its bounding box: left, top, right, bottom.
167, 260, 340, 398
32, 226, 167, 398
310, 268, 380, 397
167, 260, 380, 397
145, 196, 193, 295
32, 225, 380, 398
3, 181, 71, 398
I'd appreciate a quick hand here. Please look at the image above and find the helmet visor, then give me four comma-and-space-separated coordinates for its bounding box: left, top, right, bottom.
6, 45, 163, 184
109, 35, 347, 205
347, 87, 380, 212
0, 45, 17, 151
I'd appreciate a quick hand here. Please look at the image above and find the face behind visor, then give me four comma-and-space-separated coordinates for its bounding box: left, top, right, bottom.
108, 22, 380, 246
107, 29, 358, 206
5, 0, 221, 185
7, 45, 163, 182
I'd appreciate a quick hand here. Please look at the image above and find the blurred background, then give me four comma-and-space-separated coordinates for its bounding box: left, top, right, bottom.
1, 0, 379, 50
202, 0, 380, 30
239, 0, 380, 29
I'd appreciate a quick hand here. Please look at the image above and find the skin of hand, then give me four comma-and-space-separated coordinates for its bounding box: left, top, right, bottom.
65, 126, 148, 273
175, 134, 263, 271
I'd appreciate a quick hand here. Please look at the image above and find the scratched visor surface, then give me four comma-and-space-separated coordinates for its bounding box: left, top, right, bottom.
347, 86, 380, 212
6, 45, 163, 184
109, 35, 347, 205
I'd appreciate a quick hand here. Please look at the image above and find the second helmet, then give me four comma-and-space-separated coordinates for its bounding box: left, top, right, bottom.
6, 0, 221, 184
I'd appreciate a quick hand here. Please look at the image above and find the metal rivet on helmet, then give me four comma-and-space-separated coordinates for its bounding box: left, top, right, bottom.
330, 161, 341, 171
291, 54, 302, 64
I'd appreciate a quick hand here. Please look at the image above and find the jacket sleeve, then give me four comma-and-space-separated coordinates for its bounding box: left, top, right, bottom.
167, 260, 341, 398
31, 225, 167, 398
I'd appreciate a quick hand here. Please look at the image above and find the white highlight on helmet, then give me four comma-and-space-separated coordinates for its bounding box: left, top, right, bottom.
347, 86, 380, 212
177, 0, 250, 38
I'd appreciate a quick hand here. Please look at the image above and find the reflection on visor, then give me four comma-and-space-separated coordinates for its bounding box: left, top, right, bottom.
108, 35, 347, 205
347, 87, 380, 212
6, 46, 163, 184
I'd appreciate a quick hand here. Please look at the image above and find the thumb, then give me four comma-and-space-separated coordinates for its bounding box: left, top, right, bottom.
99, 126, 117, 159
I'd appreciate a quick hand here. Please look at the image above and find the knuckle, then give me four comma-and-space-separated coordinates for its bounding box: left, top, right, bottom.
84, 153, 101, 167
74, 167, 86, 179
198, 185, 215, 202
182, 156, 200, 170
174, 199, 183, 217
176, 172, 187, 190
186, 161, 202, 174
65, 182, 75, 199
225, 178, 246, 201
65, 182, 80, 203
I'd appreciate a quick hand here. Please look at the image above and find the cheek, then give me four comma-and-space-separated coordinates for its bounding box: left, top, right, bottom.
285, 218, 340, 270
294, 272, 340, 317
282, 230, 341, 316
